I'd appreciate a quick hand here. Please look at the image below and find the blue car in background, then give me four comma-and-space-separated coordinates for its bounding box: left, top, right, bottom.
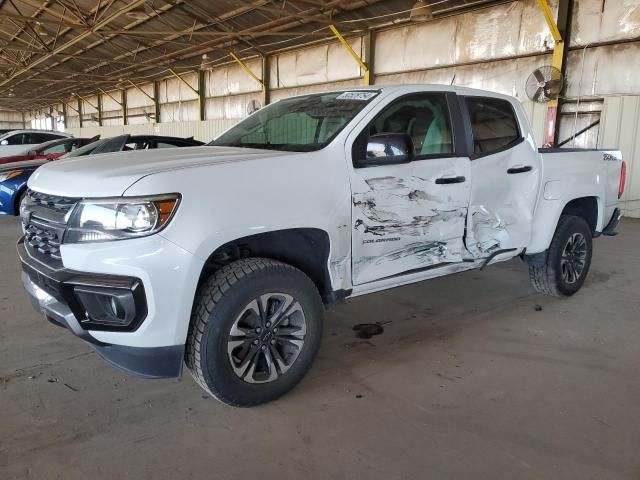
0, 134, 205, 216
0, 159, 48, 216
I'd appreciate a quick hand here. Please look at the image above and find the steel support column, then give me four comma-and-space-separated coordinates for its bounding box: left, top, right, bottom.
198, 70, 206, 121
122, 89, 128, 126
537, 0, 571, 147
153, 81, 161, 124
97, 94, 103, 127
362, 30, 375, 85
262, 55, 271, 106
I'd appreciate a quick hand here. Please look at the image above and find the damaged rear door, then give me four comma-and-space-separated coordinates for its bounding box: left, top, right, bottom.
350, 92, 471, 285
462, 96, 541, 257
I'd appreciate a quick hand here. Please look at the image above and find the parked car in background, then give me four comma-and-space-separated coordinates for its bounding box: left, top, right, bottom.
0, 137, 97, 166
0, 134, 203, 216
0, 159, 46, 215
0, 130, 72, 156
65, 134, 204, 158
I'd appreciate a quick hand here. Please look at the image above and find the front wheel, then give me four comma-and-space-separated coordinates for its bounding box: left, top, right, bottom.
528, 215, 593, 297
185, 258, 324, 407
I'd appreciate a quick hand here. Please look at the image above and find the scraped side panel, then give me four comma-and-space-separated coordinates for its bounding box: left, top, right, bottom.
351, 159, 470, 285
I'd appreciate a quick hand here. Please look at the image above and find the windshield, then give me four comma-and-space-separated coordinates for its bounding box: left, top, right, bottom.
209, 90, 380, 152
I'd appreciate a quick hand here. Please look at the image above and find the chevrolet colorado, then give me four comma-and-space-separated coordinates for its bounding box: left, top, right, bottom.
18, 85, 625, 406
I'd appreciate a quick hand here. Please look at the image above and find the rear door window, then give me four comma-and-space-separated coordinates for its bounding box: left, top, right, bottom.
32, 133, 64, 143
465, 97, 521, 156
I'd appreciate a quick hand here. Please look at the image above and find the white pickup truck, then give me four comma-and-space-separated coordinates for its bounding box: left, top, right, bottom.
19, 85, 625, 406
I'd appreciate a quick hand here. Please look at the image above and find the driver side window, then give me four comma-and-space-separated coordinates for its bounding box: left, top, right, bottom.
353, 93, 454, 167
373, 94, 453, 156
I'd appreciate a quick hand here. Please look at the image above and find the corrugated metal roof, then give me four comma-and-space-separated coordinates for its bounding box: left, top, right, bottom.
0, 0, 506, 111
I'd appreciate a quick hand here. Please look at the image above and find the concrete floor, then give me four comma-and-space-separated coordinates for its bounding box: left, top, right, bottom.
1, 216, 639, 480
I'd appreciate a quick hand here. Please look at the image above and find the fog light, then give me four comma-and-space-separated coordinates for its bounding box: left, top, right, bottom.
110, 296, 125, 320
74, 287, 137, 327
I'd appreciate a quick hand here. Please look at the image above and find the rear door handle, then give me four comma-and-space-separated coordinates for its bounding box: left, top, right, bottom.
435, 176, 466, 185
507, 165, 533, 174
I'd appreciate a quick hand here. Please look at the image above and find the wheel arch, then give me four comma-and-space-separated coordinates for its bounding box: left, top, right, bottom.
12, 185, 27, 216
560, 196, 601, 234
197, 228, 341, 304
528, 195, 603, 254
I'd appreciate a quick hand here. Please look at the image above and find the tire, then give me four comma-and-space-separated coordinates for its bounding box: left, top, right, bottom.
528, 215, 593, 297
185, 258, 324, 407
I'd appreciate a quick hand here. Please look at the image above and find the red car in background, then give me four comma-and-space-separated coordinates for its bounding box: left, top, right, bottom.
0, 136, 98, 166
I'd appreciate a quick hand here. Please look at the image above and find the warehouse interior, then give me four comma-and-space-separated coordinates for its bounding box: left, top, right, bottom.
1, 0, 639, 478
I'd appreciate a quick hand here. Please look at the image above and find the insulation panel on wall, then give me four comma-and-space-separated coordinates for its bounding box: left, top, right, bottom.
599, 95, 640, 218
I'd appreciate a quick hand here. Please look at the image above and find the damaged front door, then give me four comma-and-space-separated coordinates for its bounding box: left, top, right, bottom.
350, 92, 471, 285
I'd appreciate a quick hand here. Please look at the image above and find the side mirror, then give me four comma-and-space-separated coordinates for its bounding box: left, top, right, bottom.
359, 133, 415, 167
0, 140, 8, 146
27, 150, 37, 156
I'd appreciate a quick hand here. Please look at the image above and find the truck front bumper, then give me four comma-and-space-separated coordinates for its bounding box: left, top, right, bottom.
18, 238, 187, 379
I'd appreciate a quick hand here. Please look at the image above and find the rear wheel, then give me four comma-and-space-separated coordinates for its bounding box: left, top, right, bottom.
185, 258, 324, 407
528, 215, 593, 296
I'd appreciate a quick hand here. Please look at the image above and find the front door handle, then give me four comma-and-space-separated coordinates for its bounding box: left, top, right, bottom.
507, 165, 533, 174
435, 176, 466, 185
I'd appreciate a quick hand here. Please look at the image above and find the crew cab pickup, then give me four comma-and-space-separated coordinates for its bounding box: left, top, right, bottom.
18, 85, 625, 407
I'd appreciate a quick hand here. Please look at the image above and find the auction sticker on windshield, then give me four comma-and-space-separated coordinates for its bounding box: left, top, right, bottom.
336, 91, 378, 101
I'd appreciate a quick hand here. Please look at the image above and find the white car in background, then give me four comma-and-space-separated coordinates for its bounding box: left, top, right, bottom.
0, 129, 72, 156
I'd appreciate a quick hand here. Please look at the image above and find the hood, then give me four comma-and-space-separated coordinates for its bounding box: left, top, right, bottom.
0, 158, 48, 172
28, 146, 295, 197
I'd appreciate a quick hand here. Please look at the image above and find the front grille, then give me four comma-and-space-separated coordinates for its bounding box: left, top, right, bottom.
24, 222, 64, 259
21, 189, 78, 268
28, 190, 77, 214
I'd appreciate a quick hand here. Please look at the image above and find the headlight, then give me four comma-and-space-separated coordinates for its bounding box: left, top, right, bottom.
0, 170, 23, 182
65, 194, 180, 244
